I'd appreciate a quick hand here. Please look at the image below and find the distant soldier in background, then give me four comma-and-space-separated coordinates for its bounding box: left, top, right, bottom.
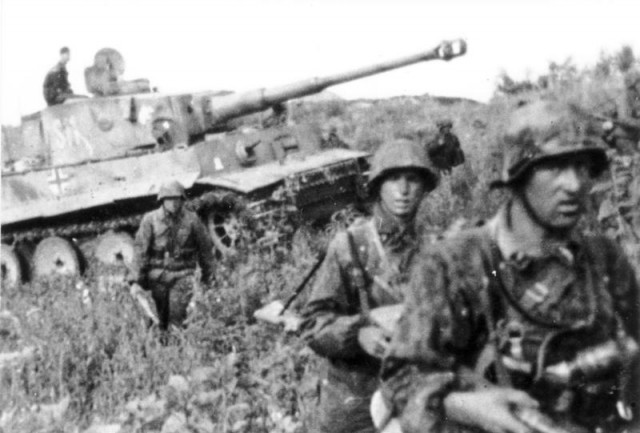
597, 65, 640, 239
43, 47, 75, 106
262, 102, 289, 128
128, 180, 215, 332
378, 100, 639, 433
426, 119, 465, 174
621, 55, 640, 120
321, 125, 350, 149
301, 139, 439, 433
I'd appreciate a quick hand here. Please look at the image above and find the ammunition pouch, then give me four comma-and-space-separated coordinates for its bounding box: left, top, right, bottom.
489, 327, 639, 430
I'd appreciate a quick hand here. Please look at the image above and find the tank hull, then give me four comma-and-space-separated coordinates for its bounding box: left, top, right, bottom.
1, 39, 466, 283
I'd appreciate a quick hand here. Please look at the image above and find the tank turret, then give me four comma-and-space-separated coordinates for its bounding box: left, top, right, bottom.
1, 39, 466, 285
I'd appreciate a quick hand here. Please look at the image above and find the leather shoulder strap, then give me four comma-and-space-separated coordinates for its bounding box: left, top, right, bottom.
346, 229, 371, 317
474, 226, 513, 387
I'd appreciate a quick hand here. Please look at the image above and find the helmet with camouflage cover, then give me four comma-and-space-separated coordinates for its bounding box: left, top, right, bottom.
157, 180, 186, 201
368, 138, 439, 194
491, 100, 609, 188
436, 119, 453, 129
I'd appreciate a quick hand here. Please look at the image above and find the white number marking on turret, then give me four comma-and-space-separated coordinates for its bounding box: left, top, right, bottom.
138, 106, 154, 125
214, 157, 224, 171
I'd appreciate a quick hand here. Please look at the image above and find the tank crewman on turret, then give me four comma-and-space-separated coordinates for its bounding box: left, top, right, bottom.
43, 47, 75, 106
379, 100, 639, 433
300, 139, 439, 433
128, 180, 215, 331
426, 119, 465, 174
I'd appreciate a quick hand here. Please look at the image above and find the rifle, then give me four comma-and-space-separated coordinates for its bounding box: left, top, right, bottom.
254, 252, 326, 331
592, 113, 640, 132
129, 283, 159, 325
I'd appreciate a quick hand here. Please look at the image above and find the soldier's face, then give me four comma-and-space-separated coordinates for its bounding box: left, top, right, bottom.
379, 170, 426, 219
60, 52, 70, 64
162, 197, 183, 215
522, 156, 593, 230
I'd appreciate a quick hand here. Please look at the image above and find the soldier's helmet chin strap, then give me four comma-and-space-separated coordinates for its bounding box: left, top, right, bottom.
513, 188, 573, 239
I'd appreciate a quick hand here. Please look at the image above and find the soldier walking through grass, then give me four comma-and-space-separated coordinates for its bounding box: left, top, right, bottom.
300, 139, 439, 433
378, 100, 639, 433
128, 180, 215, 331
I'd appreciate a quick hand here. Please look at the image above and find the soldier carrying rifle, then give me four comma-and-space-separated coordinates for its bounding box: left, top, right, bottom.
300, 139, 439, 433
128, 180, 215, 332
378, 100, 639, 433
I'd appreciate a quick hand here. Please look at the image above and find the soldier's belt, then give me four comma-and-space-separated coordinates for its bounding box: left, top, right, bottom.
148, 258, 197, 271
147, 268, 196, 284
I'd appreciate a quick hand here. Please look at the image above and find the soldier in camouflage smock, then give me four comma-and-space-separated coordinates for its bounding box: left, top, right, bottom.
379, 100, 640, 433
129, 180, 215, 331
301, 139, 439, 433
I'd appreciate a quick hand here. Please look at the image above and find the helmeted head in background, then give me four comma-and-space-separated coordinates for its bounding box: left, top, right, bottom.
59, 46, 70, 64
157, 180, 186, 201
493, 99, 610, 231
157, 180, 186, 216
368, 139, 439, 219
436, 119, 453, 131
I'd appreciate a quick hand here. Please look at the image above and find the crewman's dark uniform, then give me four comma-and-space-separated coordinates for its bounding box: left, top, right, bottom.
43, 62, 73, 106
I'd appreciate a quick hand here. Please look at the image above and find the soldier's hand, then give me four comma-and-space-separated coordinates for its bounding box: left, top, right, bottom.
358, 326, 390, 358
187, 291, 203, 317
443, 388, 537, 433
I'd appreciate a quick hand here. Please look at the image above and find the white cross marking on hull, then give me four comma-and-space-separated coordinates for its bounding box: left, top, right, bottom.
48, 168, 71, 196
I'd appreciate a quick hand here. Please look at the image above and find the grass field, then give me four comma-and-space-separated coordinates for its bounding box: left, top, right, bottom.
1, 51, 638, 433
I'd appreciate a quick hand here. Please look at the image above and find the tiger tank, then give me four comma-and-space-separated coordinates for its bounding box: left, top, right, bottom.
1, 39, 467, 286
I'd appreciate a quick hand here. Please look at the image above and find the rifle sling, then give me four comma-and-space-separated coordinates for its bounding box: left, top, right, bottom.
478, 229, 513, 388
280, 252, 327, 313
347, 230, 371, 318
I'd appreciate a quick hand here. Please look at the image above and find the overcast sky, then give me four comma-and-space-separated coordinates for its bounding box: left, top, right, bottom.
1, 0, 638, 125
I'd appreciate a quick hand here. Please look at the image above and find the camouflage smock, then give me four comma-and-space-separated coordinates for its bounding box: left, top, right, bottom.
381, 206, 640, 433
301, 204, 423, 433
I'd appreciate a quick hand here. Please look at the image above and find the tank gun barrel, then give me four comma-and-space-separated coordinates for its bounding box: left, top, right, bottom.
205, 39, 466, 127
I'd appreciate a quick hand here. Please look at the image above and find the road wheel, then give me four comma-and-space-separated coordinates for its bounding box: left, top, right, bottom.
94, 231, 135, 268
32, 237, 81, 278
1, 244, 22, 287
206, 210, 242, 256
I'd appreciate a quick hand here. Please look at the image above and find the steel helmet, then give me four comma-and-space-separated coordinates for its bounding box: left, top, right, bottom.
492, 100, 609, 188
436, 119, 453, 129
157, 180, 186, 201
368, 139, 439, 193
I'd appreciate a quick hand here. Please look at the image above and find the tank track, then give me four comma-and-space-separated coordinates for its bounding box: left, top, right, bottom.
2, 213, 145, 245
1, 190, 290, 247
3, 158, 364, 252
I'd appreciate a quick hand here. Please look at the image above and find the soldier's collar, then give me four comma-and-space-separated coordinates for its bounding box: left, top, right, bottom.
488, 205, 581, 265
161, 206, 184, 222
